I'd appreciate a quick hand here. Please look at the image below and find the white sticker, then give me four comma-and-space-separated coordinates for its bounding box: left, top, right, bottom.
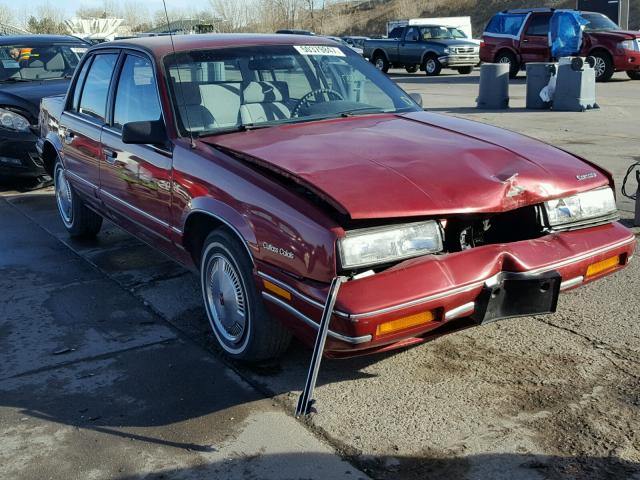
2, 60, 19, 68
294, 45, 345, 57
70, 47, 88, 54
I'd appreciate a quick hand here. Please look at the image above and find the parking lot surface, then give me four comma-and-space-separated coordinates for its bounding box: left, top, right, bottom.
1, 70, 639, 480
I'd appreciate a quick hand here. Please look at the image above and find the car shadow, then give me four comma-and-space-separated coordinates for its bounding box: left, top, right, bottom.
110, 451, 640, 479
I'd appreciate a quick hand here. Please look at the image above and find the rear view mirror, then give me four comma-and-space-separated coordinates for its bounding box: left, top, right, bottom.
122, 120, 167, 146
409, 92, 423, 108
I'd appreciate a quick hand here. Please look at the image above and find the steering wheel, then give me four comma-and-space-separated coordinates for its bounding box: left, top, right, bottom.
291, 88, 344, 117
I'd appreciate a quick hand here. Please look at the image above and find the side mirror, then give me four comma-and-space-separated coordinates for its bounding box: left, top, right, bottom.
122, 120, 168, 146
409, 92, 423, 108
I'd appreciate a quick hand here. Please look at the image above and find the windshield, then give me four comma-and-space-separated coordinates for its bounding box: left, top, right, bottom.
0, 43, 88, 82
165, 44, 420, 136
449, 28, 468, 39
581, 12, 620, 31
419, 26, 455, 40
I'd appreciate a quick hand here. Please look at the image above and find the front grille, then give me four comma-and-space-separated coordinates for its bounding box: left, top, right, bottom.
452, 47, 477, 54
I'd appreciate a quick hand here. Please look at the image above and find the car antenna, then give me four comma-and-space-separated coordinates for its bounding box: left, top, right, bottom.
162, 0, 196, 149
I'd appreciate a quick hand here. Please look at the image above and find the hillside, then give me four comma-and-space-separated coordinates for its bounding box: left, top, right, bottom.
327, 0, 640, 36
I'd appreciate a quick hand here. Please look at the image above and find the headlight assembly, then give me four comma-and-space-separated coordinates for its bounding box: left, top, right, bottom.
619, 40, 638, 51
338, 220, 443, 269
0, 107, 30, 132
544, 187, 617, 229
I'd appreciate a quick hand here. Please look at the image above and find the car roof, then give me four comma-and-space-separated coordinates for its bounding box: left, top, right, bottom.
97, 33, 339, 58
0, 34, 89, 45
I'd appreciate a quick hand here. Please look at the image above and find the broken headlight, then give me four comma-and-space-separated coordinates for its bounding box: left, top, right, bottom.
544, 187, 617, 228
338, 221, 443, 269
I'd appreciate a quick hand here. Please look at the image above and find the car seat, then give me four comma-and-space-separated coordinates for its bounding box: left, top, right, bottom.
240, 81, 291, 124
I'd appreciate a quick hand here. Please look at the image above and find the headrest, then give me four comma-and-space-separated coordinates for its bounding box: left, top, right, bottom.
174, 81, 202, 105
242, 81, 283, 104
45, 53, 65, 71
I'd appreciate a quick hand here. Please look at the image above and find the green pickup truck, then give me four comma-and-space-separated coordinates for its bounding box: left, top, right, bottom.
363, 25, 480, 76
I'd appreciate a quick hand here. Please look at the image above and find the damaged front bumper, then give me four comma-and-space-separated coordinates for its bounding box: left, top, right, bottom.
256, 221, 636, 358
0, 128, 46, 179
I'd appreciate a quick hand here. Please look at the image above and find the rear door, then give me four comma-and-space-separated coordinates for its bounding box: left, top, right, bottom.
520, 13, 552, 63
60, 52, 119, 200
99, 51, 173, 242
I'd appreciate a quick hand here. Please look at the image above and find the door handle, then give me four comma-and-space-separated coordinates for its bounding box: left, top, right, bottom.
522, 39, 529, 43
103, 148, 118, 164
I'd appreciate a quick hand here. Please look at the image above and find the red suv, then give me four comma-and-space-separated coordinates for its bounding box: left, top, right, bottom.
480, 8, 640, 81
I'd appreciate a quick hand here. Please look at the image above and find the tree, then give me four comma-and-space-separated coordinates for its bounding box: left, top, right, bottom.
27, 2, 69, 34
121, 0, 150, 32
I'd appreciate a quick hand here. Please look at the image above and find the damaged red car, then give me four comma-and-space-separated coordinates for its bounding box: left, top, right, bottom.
38, 35, 636, 361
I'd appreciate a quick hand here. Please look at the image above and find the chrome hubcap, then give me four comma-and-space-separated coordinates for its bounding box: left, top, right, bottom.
426, 60, 436, 73
375, 58, 384, 70
55, 165, 73, 226
498, 56, 511, 64
205, 254, 247, 345
593, 57, 605, 77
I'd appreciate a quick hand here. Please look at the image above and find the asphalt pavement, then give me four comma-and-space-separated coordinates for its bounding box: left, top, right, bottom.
1, 69, 639, 480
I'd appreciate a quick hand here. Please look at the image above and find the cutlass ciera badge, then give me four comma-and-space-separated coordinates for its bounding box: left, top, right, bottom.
576, 172, 597, 181
262, 242, 294, 259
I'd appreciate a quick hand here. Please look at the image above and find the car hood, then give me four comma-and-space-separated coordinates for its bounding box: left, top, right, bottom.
586, 29, 640, 41
205, 111, 609, 220
0, 79, 70, 121
429, 39, 478, 47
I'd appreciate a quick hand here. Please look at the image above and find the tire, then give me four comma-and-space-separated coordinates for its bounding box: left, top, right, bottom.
457, 66, 473, 75
54, 159, 102, 238
495, 50, 519, 79
372, 54, 389, 73
405, 65, 418, 73
423, 55, 442, 76
626, 70, 640, 80
200, 229, 291, 362
590, 51, 614, 82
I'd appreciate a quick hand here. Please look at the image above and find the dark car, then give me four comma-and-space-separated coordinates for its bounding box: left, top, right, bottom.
480, 8, 640, 81
0, 35, 89, 187
38, 35, 635, 362
275, 29, 315, 36
364, 25, 480, 75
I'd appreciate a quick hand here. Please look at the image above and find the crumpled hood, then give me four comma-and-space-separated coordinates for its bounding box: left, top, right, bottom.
0, 79, 70, 121
205, 111, 609, 220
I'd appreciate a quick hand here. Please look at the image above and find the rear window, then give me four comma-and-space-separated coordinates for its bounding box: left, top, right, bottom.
485, 13, 528, 36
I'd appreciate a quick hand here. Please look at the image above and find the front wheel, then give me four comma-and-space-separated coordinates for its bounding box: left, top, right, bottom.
627, 70, 640, 80
591, 51, 614, 82
457, 66, 473, 75
424, 56, 442, 76
200, 229, 291, 362
54, 160, 102, 238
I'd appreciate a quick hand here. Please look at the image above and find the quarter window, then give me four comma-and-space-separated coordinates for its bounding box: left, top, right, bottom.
78, 53, 117, 121
526, 14, 552, 36
113, 55, 161, 129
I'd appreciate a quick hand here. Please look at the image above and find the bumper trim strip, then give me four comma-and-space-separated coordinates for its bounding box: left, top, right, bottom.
560, 276, 584, 290
261, 292, 372, 344
445, 302, 475, 320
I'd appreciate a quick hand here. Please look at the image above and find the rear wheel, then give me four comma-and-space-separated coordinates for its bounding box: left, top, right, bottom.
423, 55, 442, 76
457, 66, 473, 75
200, 229, 291, 362
54, 159, 102, 238
590, 51, 614, 82
372, 54, 389, 73
405, 65, 418, 73
495, 50, 519, 78
627, 70, 640, 80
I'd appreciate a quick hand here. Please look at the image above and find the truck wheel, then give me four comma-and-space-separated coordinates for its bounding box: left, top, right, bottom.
495, 50, 519, 78
372, 54, 389, 73
626, 70, 640, 80
424, 55, 442, 76
457, 66, 473, 75
405, 65, 418, 73
200, 229, 291, 362
591, 51, 614, 82
54, 159, 102, 239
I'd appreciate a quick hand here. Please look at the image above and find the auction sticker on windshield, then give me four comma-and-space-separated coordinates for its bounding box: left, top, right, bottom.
294, 45, 345, 56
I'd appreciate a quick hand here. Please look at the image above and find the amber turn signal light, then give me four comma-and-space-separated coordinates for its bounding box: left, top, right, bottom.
585, 255, 621, 278
376, 311, 436, 336
263, 280, 292, 300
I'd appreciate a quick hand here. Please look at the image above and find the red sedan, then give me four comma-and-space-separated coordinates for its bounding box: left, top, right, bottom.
38, 34, 635, 361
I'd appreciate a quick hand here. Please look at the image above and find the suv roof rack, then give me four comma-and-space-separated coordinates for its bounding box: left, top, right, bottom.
502, 8, 556, 14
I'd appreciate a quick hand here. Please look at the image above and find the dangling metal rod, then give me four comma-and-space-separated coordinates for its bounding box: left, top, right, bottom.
296, 276, 347, 417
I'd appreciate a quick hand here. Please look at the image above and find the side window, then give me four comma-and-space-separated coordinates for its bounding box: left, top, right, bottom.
526, 14, 551, 36
405, 27, 420, 42
113, 55, 161, 129
78, 53, 118, 121
71, 56, 92, 111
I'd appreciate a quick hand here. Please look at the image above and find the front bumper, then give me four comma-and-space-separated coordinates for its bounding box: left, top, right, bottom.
438, 54, 480, 67
257, 221, 636, 357
615, 49, 640, 71
0, 128, 46, 179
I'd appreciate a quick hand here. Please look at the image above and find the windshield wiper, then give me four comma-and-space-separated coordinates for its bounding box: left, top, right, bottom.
339, 107, 387, 117
1, 77, 30, 83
